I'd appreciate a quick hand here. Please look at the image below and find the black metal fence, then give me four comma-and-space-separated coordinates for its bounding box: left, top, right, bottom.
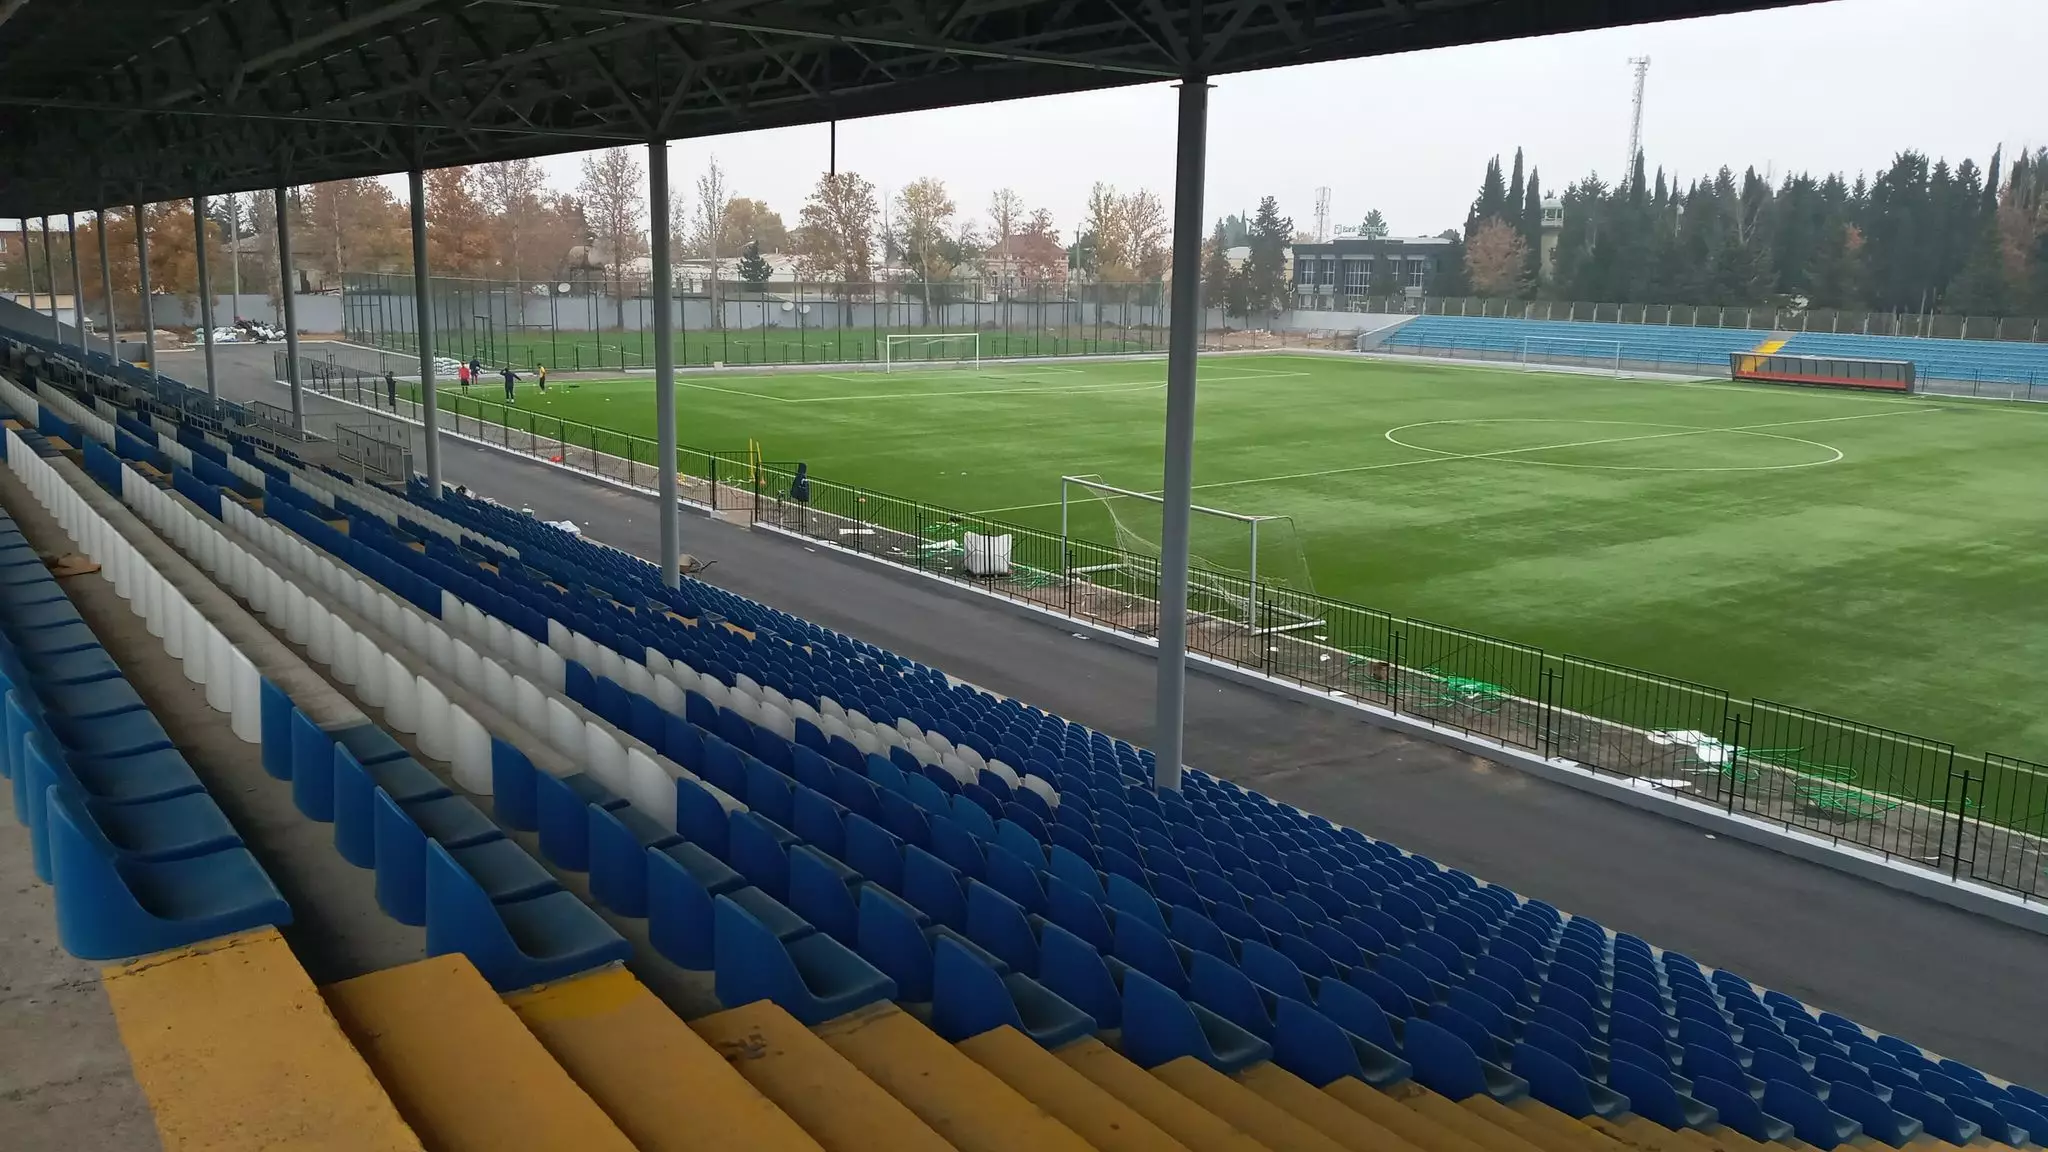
280, 351, 2048, 902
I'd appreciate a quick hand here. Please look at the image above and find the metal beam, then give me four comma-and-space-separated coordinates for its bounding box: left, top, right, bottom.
135, 201, 158, 391
1153, 75, 1208, 792
65, 212, 83, 353
409, 166, 443, 493
275, 186, 304, 430
97, 208, 118, 363
480, 0, 1182, 77
0, 95, 648, 142
649, 138, 679, 588
39, 216, 59, 340
194, 194, 218, 396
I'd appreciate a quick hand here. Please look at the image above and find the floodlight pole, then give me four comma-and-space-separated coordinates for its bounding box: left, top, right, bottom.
1154, 76, 1210, 793
65, 213, 84, 353
408, 167, 443, 493
275, 187, 305, 431
650, 137, 681, 588
193, 195, 218, 397
39, 217, 60, 341
96, 209, 117, 363
135, 202, 158, 392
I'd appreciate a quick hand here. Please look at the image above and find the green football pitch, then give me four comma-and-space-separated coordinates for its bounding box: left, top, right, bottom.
413, 353, 2048, 767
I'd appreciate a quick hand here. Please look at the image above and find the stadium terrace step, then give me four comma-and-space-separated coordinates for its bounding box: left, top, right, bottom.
955, 1026, 1203, 1152
99, 928, 421, 1152
1151, 1056, 1355, 1152
1362, 1076, 1551, 1152
322, 954, 637, 1152
812, 1000, 1097, 1152
504, 966, 825, 1152
1321, 1076, 1524, 1152
1234, 1059, 1437, 1152
1049, 1036, 1276, 1152
690, 998, 956, 1152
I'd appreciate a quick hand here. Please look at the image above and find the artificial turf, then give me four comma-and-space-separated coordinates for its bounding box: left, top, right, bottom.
413, 352, 2048, 773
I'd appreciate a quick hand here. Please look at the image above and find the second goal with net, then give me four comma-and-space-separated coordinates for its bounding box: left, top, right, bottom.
1518, 335, 1623, 376
882, 332, 981, 372
1058, 475, 1323, 635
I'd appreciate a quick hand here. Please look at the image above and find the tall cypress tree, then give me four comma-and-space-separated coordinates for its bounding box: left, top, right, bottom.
1507, 149, 1525, 224
1468, 157, 1507, 236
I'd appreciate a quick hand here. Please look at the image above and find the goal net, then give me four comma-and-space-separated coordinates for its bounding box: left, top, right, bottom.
883, 333, 981, 372
1518, 335, 1623, 376
1059, 475, 1322, 634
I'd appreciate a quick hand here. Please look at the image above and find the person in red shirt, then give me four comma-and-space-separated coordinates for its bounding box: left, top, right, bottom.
457, 362, 471, 389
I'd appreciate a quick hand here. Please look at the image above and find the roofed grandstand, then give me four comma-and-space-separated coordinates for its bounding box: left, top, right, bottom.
4, 321, 2048, 1149
1379, 316, 2048, 390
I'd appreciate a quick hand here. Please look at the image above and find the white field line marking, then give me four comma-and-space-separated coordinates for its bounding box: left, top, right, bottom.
967, 406, 1938, 515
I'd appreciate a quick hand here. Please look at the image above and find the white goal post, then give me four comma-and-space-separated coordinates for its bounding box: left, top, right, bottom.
1518, 335, 1623, 376
882, 332, 981, 372
1058, 475, 1323, 635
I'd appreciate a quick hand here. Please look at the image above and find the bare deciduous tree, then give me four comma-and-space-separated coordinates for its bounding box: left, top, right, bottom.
793, 170, 879, 322
576, 147, 647, 329
1465, 218, 1530, 296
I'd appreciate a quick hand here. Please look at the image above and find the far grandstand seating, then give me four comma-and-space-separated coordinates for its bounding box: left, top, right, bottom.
1383, 314, 2048, 386
6, 321, 2047, 1150
1382, 315, 1772, 368
1782, 331, 2048, 386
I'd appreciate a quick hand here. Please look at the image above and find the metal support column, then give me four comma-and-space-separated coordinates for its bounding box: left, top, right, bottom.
135, 202, 157, 390
649, 139, 681, 587
275, 187, 305, 430
65, 213, 83, 354
97, 209, 117, 363
39, 217, 60, 340
17, 221, 32, 315
193, 195, 218, 397
1152, 77, 1210, 792
409, 169, 443, 492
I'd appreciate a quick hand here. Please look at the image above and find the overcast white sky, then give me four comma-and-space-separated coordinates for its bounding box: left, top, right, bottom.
559, 0, 2042, 242
9, 0, 2041, 242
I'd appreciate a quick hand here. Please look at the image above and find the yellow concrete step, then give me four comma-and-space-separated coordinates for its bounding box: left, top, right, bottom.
1151, 1056, 1351, 1152
505, 967, 823, 1152
1236, 1062, 1433, 1152
691, 999, 955, 1152
1584, 1115, 1704, 1152
1383, 1079, 1551, 1152
1475, 1096, 1630, 1152
323, 955, 635, 1152
956, 1027, 1195, 1152
811, 1003, 1094, 1152
1054, 1038, 1275, 1152
1325, 1077, 1508, 1152
101, 928, 422, 1152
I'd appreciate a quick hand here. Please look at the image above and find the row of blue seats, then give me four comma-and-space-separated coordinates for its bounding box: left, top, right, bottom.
0, 448, 290, 960
71, 324, 2047, 1148
10, 354, 644, 992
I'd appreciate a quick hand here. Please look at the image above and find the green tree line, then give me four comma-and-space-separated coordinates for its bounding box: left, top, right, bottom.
1437, 145, 2048, 316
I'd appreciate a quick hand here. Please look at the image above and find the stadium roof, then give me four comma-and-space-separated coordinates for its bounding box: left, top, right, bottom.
0, 0, 1816, 217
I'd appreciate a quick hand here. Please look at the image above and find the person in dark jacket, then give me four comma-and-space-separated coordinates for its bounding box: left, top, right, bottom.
385, 370, 397, 408
501, 365, 518, 401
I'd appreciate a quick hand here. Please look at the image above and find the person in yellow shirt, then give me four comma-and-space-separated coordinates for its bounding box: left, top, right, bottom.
536, 364, 547, 392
